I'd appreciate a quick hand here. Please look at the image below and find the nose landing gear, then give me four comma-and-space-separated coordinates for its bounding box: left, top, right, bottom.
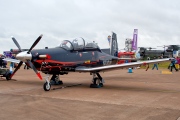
43, 74, 51, 91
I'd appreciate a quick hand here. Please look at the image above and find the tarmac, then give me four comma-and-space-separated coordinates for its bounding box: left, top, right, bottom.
0, 68, 180, 120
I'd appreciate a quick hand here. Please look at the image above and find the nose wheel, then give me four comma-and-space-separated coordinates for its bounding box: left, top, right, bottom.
43, 82, 51, 91
43, 74, 51, 91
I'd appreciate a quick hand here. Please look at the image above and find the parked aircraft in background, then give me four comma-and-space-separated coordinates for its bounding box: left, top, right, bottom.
138, 45, 180, 60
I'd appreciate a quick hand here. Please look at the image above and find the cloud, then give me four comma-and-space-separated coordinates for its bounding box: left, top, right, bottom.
0, 0, 180, 53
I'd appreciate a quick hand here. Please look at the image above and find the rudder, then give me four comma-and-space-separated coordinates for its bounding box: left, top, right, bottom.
110, 32, 118, 57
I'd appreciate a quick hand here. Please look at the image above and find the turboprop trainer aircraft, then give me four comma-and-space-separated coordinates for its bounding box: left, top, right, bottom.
3, 32, 171, 91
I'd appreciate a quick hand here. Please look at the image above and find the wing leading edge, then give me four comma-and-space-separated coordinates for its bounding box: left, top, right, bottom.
3, 58, 23, 64
75, 58, 172, 72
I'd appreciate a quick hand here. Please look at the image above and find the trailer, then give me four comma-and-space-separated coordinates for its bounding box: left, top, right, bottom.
0, 68, 11, 80
118, 51, 136, 64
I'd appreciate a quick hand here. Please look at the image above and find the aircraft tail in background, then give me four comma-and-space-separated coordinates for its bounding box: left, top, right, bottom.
132, 29, 138, 51
110, 32, 118, 57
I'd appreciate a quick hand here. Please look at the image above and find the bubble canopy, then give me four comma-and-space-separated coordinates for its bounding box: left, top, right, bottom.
59, 37, 99, 50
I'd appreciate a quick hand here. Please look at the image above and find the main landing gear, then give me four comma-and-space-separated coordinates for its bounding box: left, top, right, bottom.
50, 74, 63, 85
43, 74, 63, 91
90, 73, 105, 88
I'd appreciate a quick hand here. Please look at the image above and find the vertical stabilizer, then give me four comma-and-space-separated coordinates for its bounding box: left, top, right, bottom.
110, 32, 118, 57
132, 29, 138, 51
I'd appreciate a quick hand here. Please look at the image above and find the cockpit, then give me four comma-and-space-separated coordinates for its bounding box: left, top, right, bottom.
59, 37, 100, 51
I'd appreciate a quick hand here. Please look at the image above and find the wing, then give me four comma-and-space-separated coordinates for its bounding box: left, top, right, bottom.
118, 58, 139, 60
3, 58, 25, 64
75, 58, 171, 72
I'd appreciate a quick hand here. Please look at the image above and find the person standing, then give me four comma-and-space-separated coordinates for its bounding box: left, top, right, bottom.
152, 63, 158, 70
10, 54, 16, 68
0, 55, 3, 68
170, 58, 178, 72
152, 57, 158, 70
176, 56, 180, 70
24, 65, 29, 70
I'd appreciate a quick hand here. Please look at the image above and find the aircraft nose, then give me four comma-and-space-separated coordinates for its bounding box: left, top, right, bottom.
16, 51, 32, 62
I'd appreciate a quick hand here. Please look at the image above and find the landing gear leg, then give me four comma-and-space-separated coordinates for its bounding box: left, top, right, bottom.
50, 74, 63, 85
43, 74, 51, 91
90, 73, 104, 88
96, 73, 105, 87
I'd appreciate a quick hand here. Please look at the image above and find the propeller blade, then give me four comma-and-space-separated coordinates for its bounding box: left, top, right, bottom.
27, 60, 42, 80
28, 34, 43, 53
12, 37, 22, 52
10, 61, 23, 78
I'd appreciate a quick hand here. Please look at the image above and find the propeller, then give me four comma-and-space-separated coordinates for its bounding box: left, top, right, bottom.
10, 34, 43, 80
12, 37, 22, 52
10, 61, 23, 78
28, 34, 43, 54
27, 60, 42, 80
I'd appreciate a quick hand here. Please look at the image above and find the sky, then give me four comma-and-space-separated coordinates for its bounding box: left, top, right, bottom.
0, 0, 180, 53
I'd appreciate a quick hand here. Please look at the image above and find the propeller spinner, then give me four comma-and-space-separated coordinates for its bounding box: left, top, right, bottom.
10, 35, 43, 80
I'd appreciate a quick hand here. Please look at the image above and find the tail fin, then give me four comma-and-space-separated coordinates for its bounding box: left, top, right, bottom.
132, 29, 138, 51
110, 32, 118, 57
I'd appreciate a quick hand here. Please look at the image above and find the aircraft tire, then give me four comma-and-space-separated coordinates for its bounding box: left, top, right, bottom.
99, 83, 103, 87
90, 78, 102, 88
6, 73, 11, 80
90, 84, 100, 88
43, 82, 51, 91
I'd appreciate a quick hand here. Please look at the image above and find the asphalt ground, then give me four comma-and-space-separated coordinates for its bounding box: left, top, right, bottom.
0, 67, 180, 120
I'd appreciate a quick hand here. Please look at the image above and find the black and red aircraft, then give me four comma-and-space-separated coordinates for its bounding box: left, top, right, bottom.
4, 32, 171, 91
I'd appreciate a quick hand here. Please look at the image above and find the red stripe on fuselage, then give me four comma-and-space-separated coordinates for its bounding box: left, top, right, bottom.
35, 59, 76, 65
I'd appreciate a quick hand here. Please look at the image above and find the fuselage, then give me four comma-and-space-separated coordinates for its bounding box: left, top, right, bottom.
30, 47, 118, 74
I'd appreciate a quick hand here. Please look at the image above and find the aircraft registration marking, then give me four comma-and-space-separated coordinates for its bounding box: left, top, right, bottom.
103, 60, 112, 66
